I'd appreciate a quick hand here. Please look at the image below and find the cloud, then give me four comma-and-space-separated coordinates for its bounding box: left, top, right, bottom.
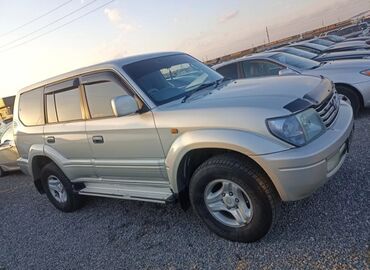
219, 10, 239, 23
104, 8, 122, 23
104, 8, 137, 32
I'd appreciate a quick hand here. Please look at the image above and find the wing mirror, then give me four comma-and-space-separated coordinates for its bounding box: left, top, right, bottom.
278, 68, 299, 76
111, 95, 139, 117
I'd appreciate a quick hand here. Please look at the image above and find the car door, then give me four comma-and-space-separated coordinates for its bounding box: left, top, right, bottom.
43, 78, 94, 181
241, 60, 284, 79
82, 71, 167, 186
0, 125, 18, 169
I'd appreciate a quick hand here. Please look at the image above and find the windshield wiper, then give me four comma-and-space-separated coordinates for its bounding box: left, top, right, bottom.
182, 79, 223, 103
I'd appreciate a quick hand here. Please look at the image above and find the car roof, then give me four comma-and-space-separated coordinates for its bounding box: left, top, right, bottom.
17, 51, 182, 94
212, 52, 278, 69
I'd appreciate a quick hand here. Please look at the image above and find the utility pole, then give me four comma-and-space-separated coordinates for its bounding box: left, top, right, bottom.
266, 26, 271, 44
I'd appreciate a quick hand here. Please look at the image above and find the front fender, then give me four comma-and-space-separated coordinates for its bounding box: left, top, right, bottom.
165, 129, 290, 193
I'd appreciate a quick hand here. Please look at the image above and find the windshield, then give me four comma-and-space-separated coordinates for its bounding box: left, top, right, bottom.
311, 39, 334, 46
326, 35, 346, 42
281, 47, 318, 59
122, 54, 222, 105
270, 53, 320, 70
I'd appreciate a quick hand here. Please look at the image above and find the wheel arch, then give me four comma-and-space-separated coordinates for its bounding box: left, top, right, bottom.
335, 82, 364, 108
165, 129, 288, 209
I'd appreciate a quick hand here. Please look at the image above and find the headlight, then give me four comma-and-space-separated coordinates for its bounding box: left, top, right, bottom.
267, 108, 326, 146
360, 69, 370, 76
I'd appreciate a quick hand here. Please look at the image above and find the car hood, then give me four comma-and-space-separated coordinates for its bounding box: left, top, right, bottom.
317, 50, 370, 60
307, 59, 370, 71
158, 75, 330, 113
329, 40, 370, 49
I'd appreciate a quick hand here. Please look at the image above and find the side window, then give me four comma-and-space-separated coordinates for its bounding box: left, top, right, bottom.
242, 61, 283, 78
54, 88, 82, 122
216, 63, 238, 79
84, 80, 129, 119
19, 87, 44, 126
46, 94, 58, 123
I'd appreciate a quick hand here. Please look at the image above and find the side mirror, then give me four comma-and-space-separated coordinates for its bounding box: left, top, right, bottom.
111, 95, 139, 117
278, 68, 299, 76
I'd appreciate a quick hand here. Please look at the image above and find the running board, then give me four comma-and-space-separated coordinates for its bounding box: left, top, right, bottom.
78, 182, 175, 204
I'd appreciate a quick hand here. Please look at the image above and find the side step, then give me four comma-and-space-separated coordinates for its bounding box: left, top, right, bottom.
78, 182, 175, 204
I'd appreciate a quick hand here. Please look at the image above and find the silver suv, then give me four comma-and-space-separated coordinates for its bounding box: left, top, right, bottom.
14, 52, 353, 242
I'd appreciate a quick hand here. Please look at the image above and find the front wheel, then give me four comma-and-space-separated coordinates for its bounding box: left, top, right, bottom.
189, 154, 280, 243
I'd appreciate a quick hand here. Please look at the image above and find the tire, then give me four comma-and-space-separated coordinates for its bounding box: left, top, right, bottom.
336, 85, 361, 117
189, 153, 280, 243
40, 163, 83, 212
0, 167, 4, 177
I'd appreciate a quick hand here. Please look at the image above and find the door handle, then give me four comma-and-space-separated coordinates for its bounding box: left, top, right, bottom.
46, 136, 55, 144
92, 136, 104, 144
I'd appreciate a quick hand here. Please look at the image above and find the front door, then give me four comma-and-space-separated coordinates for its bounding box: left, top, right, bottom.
82, 72, 167, 186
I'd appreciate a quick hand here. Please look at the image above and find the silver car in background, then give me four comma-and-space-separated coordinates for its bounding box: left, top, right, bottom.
0, 124, 19, 177
213, 52, 370, 115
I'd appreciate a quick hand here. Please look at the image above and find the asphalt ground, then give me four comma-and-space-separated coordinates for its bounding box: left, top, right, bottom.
0, 109, 369, 270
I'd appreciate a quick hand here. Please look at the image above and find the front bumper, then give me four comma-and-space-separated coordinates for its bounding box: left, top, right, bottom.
254, 101, 354, 201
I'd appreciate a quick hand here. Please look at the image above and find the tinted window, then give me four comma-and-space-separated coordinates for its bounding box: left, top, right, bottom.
85, 81, 128, 118
271, 53, 319, 70
46, 94, 58, 123
242, 60, 283, 78
216, 63, 238, 79
55, 88, 82, 122
294, 45, 321, 54
281, 47, 318, 59
19, 88, 44, 126
311, 39, 334, 46
123, 54, 222, 105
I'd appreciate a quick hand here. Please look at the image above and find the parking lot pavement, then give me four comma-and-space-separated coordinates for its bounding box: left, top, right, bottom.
0, 110, 369, 270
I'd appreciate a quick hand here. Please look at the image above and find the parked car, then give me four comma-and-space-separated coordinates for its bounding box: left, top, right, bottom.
271, 46, 370, 62
331, 23, 369, 38
213, 52, 370, 115
323, 34, 370, 43
299, 38, 370, 53
0, 124, 19, 177
14, 52, 354, 243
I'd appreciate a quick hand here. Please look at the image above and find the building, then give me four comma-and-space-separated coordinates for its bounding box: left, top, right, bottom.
0, 95, 15, 122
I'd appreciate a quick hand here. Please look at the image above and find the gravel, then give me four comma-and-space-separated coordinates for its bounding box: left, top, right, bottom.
1, 110, 369, 270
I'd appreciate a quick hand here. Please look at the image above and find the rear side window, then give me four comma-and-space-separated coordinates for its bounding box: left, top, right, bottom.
18, 88, 44, 126
216, 63, 238, 79
54, 88, 82, 122
84, 81, 128, 118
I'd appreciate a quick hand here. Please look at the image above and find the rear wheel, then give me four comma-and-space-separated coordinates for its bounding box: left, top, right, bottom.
189, 154, 280, 243
41, 163, 83, 212
336, 85, 361, 117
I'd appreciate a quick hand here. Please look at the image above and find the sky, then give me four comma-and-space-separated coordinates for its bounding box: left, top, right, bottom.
0, 0, 369, 97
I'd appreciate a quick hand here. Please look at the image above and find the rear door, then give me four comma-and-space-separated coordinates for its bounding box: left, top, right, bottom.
43, 78, 94, 181
82, 71, 167, 185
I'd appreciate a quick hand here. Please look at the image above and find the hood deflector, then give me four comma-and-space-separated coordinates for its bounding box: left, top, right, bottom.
284, 78, 333, 113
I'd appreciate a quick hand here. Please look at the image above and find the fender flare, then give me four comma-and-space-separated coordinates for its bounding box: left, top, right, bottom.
165, 129, 289, 193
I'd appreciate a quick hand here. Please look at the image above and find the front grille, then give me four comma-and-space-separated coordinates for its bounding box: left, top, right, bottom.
315, 91, 340, 128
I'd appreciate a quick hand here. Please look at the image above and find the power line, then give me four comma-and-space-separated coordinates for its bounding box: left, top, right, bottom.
0, 0, 115, 54
0, 0, 100, 49
0, 0, 73, 38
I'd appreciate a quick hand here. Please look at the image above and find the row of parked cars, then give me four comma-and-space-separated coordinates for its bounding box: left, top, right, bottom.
214, 31, 370, 116
1, 22, 366, 243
